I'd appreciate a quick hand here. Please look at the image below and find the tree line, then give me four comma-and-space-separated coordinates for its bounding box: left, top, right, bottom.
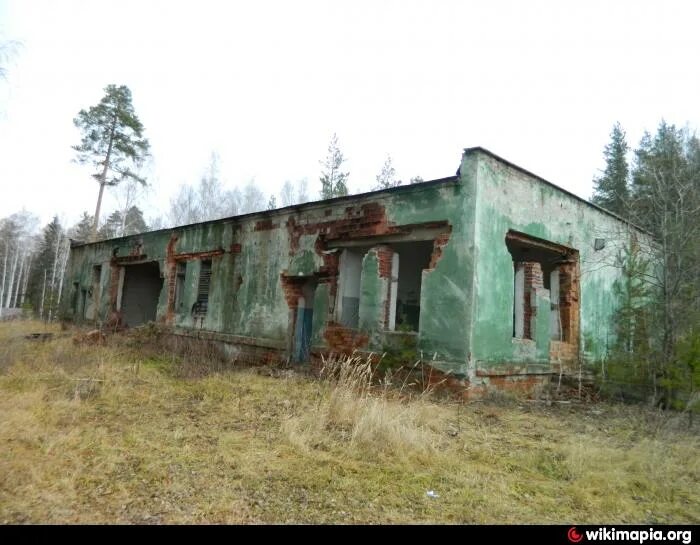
70, 85, 427, 239
591, 121, 699, 413
0, 84, 428, 320
2, 82, 696, 416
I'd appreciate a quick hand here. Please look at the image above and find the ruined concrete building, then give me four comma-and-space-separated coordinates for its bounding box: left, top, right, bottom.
61, 147, 646, 396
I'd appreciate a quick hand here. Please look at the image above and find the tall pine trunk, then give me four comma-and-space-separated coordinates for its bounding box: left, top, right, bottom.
91, 112, 117, 241
92, 181, 106, 241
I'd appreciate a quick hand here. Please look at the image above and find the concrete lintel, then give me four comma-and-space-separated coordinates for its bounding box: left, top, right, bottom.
327, 227, 445, 249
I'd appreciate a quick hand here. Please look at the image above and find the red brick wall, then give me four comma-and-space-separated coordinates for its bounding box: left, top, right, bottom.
522, 261, 543, 340
280, 275, 305, 309
428, 229, 452, 269
558, 262, 580, 346
322, 323, 369, 354
375, 245, 394, 279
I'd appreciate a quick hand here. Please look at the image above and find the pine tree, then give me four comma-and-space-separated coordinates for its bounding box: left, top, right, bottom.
319, 133, 349, 199
123, 206, 148, 235
70, 212, 94, 243
592, 122, 630, 216
98, 210, 123, 240
621, 121, 700, 409
73, 85, 150, 240
374, 155, 400, 189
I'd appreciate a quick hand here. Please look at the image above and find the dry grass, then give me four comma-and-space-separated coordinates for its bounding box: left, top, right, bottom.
283, 354, 444, 459
0, 321, 698, 524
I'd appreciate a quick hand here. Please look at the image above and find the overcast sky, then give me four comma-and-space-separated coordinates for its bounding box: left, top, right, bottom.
1, 0, 699, 228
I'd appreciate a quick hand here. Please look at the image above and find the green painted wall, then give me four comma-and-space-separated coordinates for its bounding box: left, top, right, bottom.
468, 150, 651, 369
61, 148, 649, 379
386, 167, 477, 372
358, 249, 384, 345
61, 180, 473, 369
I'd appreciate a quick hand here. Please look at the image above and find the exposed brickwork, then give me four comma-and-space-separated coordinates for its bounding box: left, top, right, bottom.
373, 245, 394, 331
549, 340, 578, 364
523, 261, 543, 340
322, 323, 369, 354
558, 261, 580, 347
172, 249, 225, 261
285, 204, 449, 252
428, 227, 452, 269
280, 274, 304, 308
422, 366, 548, 401
230, 243, 242, 254
254, 219, 278, 231
285, 203, 391, 254
375, 245, 394, 279
164, 233, 179, 324
314, 237, 340, 279
282, 206, 450, 325
231, 346, 285, 366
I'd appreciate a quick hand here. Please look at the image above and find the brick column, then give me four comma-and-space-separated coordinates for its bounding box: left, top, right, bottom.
523, 262, 543, 340
375, 245, 394, 330
558, 262, 579, 346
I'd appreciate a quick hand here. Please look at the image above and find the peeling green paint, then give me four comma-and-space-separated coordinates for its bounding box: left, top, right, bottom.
311, 283, 329, 345
61, 147, 651, 382
358, 249, 384, 342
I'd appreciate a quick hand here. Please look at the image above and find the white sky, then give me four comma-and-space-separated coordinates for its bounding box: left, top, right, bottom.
1, 0, 699, 228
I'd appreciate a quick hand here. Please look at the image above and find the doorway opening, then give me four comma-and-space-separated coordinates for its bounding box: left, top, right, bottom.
120, 261, 163, 327
293, 280, 317, 363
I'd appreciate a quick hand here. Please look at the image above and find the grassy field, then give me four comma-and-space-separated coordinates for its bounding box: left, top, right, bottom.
0, 320, 698, 524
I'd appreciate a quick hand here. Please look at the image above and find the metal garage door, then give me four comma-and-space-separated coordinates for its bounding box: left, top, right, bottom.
121, 262, 163, 327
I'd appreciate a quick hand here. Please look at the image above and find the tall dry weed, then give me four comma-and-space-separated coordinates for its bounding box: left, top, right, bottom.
283, 353, 445, 458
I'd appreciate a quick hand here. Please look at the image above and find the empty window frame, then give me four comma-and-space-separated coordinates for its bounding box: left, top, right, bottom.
193, 259, 212, 316
506, 231, 577, 343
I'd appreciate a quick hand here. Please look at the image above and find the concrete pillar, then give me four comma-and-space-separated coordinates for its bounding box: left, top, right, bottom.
358, 245, 393, 343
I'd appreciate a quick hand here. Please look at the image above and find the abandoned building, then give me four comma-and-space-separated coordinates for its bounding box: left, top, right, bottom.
61, 147, 648, 396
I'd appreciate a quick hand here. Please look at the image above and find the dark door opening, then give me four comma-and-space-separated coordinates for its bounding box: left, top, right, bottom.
293, 281, 317, 363
121, 262, 163, 327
